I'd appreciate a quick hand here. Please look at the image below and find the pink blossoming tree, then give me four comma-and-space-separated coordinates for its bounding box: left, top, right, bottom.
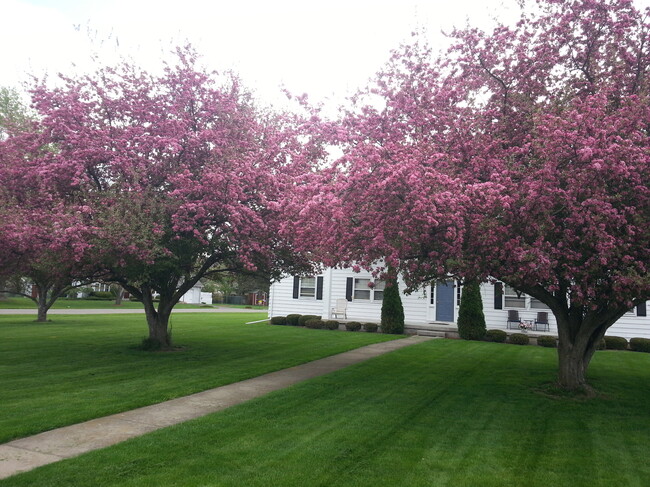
4, 47, 312, 346
0, 94, 98, 321
288, 0, 650, 390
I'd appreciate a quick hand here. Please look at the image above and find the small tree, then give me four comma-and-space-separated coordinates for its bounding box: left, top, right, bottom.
381, 275, 404, 334
457, 280, 486, 341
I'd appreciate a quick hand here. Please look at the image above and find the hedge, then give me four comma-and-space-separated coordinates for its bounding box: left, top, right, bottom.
536, 336, 557, 348
485, 329, 507, 343
286, 314, 302, 326
509, 333, 530, 345
363, 322, 378, 333
305, 319, 325, 329
604, 336, 628, 350
630, 337, 650, 353
323, 320, 340, 330
298, 315, 321, 326
345, 321, 362, 332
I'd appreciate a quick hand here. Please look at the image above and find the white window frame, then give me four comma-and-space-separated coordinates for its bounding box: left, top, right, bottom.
503, 284, 549, 310
299, 277, 316, 299
353, 278, 385, 302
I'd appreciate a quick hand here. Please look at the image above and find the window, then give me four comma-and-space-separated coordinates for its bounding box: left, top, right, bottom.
373, 280, 386, 301
353, 278, 371, 300
300, 277, 316, 298
504, 285, 525, 308
530, 297, 549, 309
499, 283, 549, 310
353, 278, 384, 301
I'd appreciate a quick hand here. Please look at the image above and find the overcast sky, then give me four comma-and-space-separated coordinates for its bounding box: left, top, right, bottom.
3, 0, 650, 108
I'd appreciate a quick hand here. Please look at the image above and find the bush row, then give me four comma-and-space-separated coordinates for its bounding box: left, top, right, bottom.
482, 330, 650, 353
269, 315, 378, 332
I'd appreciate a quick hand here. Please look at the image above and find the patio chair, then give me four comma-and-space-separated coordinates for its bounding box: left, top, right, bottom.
331, 298, 348, 319
506, 310, 521, 329
534, 312, 550, 332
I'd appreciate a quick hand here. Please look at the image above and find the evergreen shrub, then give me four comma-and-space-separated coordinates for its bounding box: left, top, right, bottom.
537, 336, 557, 348
323, 320, 340, 330
298, 315, 321, 326
286, 314, 302, 326
604, 336, 628, 350
345, 321, 362, 332
509, 333, 530, 345
485, 329, 507, 343
630, 337, 650, 353
363, 322, 378, 333
457, 280, 486, 340
381, 278, 405, 334
305, 319, 325, 329
270, 316, 287, 325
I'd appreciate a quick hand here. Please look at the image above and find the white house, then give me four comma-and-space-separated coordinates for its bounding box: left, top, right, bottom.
268, 268, 649, 339
180, 281, 213, 305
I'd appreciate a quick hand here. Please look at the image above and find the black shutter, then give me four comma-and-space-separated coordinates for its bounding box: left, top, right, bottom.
292, 276, 300, 299
345, 277, 353, 302
316, 276, 324, 300
637, 302, 647, 317
494, 282, 503, 310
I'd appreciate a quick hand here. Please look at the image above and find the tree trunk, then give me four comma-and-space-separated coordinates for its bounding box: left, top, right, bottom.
557, 340, 590, 390
114, 287, 124, 306
554, 307, 625, 391
141, 292, 173, 349
35, 285, 50, 322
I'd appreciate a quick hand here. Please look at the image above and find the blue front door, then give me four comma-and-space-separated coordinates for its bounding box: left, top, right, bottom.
436, 280, 455, 322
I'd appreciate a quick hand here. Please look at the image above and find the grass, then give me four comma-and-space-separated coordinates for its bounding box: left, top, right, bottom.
0, 296, 268, 310
0, 313, 397, 443
3, 340, 650, 486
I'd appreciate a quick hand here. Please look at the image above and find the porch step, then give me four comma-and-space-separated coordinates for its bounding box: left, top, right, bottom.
416, 330, 447, 338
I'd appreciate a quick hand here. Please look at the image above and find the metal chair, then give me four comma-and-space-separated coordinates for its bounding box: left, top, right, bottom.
507, 310, 521, 329
534, 312, 550, 332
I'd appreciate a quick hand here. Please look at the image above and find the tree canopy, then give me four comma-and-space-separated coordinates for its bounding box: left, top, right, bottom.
0, 47, 312, 343
287, 0, 650, 389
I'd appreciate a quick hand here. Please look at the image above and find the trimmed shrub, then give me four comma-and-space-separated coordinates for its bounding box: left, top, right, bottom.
305, 319, 325, 329
270, 316, 287, 325
457, 280, 487, 341
286, 314, 302, 326
604, 336, 628, 350
87, 291, 114, 300
485, 329, 507, 343
298, 315, 321, 326
509, 333, 530, 345
381, 277, 405, 334
537, 336, 557, 348
630, 337, 650, 353
363, 322, 378, 333
323, 320, 340, 330
596, 338, 606, 350
345, 321, 362, 332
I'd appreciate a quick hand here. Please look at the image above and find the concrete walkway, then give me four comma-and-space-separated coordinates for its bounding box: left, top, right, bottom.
0, 335, 433, 480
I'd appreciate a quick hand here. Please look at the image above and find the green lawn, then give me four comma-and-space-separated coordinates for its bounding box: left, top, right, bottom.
0, 296, 265, 310
3, 339, 649, 486
0, 313, 396, 443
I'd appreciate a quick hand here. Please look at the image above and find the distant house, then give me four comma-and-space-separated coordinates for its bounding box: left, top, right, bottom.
268, 268, 649, 339
180, 281, 212, 305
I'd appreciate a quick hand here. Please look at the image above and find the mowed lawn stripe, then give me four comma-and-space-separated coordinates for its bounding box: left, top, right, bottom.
0, 313, 398, 443
3, 339, 649, 486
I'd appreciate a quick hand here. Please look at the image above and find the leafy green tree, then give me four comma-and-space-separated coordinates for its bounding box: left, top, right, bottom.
0, 87, 31, 137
